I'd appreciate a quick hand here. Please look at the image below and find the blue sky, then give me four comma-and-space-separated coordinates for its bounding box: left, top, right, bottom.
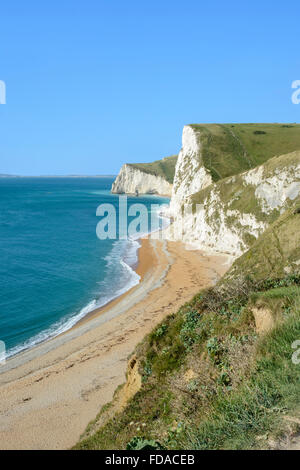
0, 0, 299, 175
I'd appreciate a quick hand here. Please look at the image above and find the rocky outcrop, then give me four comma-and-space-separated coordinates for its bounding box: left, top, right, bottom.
118, 355, 142, 410
251, 305, 275, 334
111, 164, 172, 197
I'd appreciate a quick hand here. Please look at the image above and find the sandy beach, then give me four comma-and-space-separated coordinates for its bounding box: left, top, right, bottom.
0, 237, 229, 450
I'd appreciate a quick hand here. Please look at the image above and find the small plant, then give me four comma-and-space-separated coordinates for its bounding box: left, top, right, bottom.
187, 379, 199, 392
155, 324, 167, 338
179, 310, 201, 349
126, 436, 165, 450
206, 337, 222, 364
161, 346, 170, 354
143, 361, 152, 378
165, 422, 186, 448
217, 369, 231, 386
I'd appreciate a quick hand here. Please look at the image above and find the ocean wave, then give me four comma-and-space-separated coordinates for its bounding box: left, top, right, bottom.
6, 298, 98, 358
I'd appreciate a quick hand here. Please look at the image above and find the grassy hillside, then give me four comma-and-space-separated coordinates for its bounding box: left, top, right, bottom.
189, 123, 300, 181
129, 155, 178, 184
74, 197, 300, 451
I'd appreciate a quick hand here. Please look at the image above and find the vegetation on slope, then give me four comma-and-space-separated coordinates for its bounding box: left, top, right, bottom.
129, 155, 178, 184
74, 200, 300, 450
224, 200, 300, 282
189, 123, 300, 182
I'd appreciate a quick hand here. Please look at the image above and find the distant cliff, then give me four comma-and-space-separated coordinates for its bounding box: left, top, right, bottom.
111, 155, 177, 197
111, 164, 173, 196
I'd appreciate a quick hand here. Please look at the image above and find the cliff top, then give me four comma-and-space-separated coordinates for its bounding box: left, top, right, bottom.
188, 123, 300, 182
128, 155, 178, 184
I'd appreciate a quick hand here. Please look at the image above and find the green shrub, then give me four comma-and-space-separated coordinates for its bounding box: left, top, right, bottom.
154, 324, 168, 338
126, 437, 166, 450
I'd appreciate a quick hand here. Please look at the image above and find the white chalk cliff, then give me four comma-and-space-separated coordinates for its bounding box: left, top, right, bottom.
166, 126, 300, 257
112, 125, 300, 258
169, 125, 212, 215
111, 164, 172, 197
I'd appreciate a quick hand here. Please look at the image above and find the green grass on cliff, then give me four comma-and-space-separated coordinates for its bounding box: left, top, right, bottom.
74, 200, 300, 450
189, 123, 300, 182
129, 155, 178, 184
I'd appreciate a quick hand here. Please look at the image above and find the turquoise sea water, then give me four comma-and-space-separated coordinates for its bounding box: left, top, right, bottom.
0, 177, 169, 357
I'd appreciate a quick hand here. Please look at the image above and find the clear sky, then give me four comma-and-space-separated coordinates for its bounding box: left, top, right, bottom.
0, 0, 300, 175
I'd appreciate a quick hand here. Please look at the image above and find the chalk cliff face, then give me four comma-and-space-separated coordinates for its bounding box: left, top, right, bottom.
111, 164, 172, 197
169, 125, 212, 214
166, 149, 300, 257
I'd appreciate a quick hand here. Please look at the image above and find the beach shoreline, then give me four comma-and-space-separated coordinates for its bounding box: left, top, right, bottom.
75, 236, 159, 328
0, 237, 230, 450
2, 233, 156, 363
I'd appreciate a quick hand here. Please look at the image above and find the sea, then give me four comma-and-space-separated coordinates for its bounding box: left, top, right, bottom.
0, 177, 169, 358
